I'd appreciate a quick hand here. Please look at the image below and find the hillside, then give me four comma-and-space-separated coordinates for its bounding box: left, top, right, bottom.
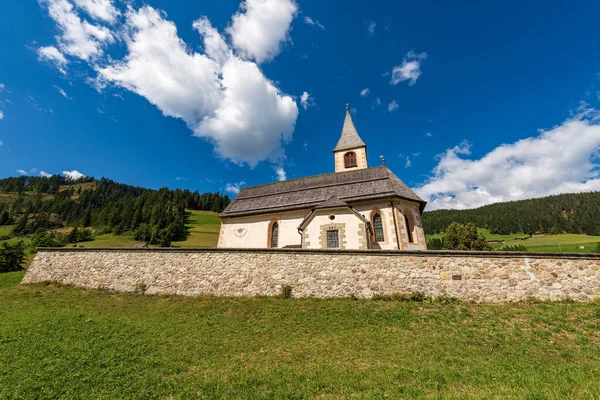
0, 176, 226, 262
423, 191, 600, 235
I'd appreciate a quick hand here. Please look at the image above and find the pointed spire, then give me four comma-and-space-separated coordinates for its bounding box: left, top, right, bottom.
334, 105, 366, 152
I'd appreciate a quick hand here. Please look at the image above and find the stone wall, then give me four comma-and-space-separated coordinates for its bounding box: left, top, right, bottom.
22, 248, 600, 302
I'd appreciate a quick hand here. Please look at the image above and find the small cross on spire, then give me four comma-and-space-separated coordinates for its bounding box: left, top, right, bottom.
345, 103, 349, 111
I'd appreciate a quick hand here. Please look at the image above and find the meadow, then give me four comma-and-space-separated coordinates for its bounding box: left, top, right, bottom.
427, 228, 600, 253
2, 271, 600, 399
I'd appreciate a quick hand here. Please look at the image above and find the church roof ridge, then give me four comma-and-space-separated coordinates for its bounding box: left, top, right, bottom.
333, 107, 366, 152
314, 195, 350, 209
222, 166, 426, 218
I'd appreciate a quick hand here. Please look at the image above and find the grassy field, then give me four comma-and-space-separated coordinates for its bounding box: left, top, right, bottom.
1, 272, 600, 399
426, 228, 600, 253
171, 210, 220, 248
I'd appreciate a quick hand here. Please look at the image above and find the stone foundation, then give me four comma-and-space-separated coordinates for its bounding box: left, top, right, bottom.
22, 248, 600, 302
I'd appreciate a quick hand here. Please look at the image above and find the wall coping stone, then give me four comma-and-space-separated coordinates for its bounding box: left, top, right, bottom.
36, 247, 600, 260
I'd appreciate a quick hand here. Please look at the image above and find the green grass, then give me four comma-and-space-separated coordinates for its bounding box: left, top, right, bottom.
1, 274, 600, 398
0, 225, 13, 237
171, 210, 220, 248
77, 233, 140, 248
427, 228, 600, 253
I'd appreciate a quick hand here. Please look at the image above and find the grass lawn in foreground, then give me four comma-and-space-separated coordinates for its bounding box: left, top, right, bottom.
2, 273, 600, 399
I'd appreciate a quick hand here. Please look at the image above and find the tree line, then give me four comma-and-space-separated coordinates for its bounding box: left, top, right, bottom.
0, 176, 230, 247
423, 191, 600, 236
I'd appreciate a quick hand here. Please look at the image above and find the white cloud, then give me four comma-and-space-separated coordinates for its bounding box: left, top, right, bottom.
404, 156, 412, 168
225, 181, 245, 194
300, 91, 314, 110
274, 166, 286, 181
40, 0, 115, 61
416, 110, 600, 210
53, 85, 72, 99
63, 169, 86, 180
40, 171, 53, 178
0, 111, 3, 120
367, 21, 376, 35
17, 169, 27, 175
0, 139, 3, 146
390, 51, 427, 86
37, 46, 69, 74
73, 0, 120, 23
174, 176, 186, 181
304, 16, 324, 29
360, 88, 370, 97
94, 6, 297, 167
387, 100, 399, 112
227, 0, 298, 64
425, 132, 433, 137
30, 168, 38, 173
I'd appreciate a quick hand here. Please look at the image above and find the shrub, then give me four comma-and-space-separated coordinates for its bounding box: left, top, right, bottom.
442, 223, 491, 251
434, 294, 460, 305
500, 244, 528, 252
0, 241, 26, 273
427, 238, 443, 250
279, 285, 293, 299
593, 243, 600, 254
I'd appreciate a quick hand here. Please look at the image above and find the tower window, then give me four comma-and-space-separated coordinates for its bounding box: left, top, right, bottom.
344, 152, 357, 168
404, 214, 414, 243
326, 230, 339, 248
270, 221, 279, 248
373, 213, 385, 242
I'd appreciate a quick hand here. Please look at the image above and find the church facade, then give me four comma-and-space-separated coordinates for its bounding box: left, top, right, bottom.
217, 107, 428, 251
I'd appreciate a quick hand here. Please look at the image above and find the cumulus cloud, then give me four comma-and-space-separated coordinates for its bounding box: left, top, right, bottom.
17, 169, 27, 175
360, 88, 370, 97
274, 166, 287, 181
73, 0, 120, 23
39, 0, 115, 61
416, 110, 600, 210
40, 171, 53, 178
63, 170, 86, 180
37, 46, 69, 74
228, 0, 298, 63
387, 100, 399, 112
0, 111, 3, 120
225, 181, 245, 194
53, 85, 72, 99
94, 6, 298, 167
390, 51, 427, 86
304, 16, 324, 29
38, 0, 299, 167
300, 91, 314, 110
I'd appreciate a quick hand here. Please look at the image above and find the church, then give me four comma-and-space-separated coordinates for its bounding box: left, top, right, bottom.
218, 106, 428, 251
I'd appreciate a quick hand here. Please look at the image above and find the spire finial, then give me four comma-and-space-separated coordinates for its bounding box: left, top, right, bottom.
345, 103, 349, 112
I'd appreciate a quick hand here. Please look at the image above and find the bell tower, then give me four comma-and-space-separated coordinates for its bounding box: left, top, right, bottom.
333, 105, 368, 173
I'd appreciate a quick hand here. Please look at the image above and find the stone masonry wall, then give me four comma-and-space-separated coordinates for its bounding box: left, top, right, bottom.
22, 249, 600, 302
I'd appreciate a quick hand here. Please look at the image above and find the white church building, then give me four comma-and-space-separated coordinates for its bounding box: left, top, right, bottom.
218, 106, 428, 251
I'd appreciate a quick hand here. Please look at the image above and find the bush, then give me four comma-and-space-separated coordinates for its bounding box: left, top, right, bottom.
279, 285, 293, 299
372, 292, 430, 302
0, 241, 26, 273
427, 238, 443, 250
500, 244, 528, 252
32, 231, 66, 248
442, 223, 491, 251
593, 243, 600, 254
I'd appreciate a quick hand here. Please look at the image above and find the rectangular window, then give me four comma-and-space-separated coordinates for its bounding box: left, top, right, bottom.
327, 230, 339, 248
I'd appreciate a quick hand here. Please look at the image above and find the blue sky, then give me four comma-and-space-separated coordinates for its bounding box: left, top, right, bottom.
1, 0, 600, 210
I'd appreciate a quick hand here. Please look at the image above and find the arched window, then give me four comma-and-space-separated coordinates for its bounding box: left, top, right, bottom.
344, 152, 357, 168
373, 213, 385, 242
404, 214, 414, 243
270, 222, 279, 248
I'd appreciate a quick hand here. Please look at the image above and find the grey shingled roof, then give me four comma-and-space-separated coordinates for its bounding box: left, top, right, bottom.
221, 166, 426, 218
314, 195, 349, 209
333, 109, 366, 152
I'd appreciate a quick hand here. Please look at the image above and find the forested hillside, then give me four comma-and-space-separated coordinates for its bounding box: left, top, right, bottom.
423, 192, 600, 236
0, 176, 229, 246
